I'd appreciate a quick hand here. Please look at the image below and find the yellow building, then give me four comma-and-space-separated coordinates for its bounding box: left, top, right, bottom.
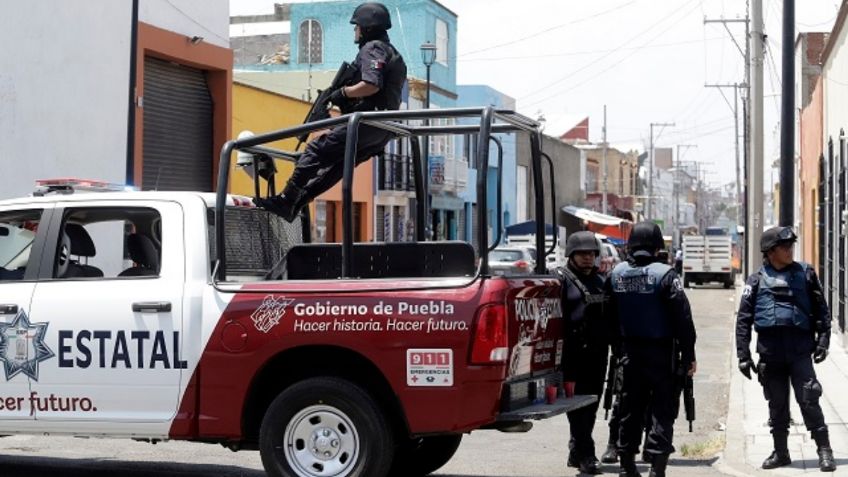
231, 77, 374, 241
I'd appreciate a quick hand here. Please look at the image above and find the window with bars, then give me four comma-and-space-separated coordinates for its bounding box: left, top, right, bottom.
298, 19, 323, 64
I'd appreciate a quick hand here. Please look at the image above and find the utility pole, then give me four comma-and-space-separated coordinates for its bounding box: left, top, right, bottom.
602, 105, 609, 214
648, 122, 675, 221
705, 14, 751, 275
749, 0, 765, 272
704, 83, 744, 226
779, 0, 795, 226
675, 145, 698, 248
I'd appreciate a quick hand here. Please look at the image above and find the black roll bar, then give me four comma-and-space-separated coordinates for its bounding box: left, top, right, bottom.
409, 136, 427, 241
214, 106, 544, 282
530, 132, 546, 275
476, 107, 494, 275
541, 152, 558, 257
487, 136, 504, 253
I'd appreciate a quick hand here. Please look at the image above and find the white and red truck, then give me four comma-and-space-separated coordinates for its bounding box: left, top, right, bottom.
0, 108, 593, 477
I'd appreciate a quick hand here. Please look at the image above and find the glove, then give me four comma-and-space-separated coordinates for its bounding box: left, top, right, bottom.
813, 345, 828, 364
738, 359, 755, 380
328, 87, 348, 108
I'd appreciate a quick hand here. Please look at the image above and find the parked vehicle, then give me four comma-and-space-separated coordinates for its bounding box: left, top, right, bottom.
682, 230, 735, 288
489, 247, 536, 275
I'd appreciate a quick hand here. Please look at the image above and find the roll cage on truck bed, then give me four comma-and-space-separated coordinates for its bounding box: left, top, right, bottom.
206, 107, 593, 477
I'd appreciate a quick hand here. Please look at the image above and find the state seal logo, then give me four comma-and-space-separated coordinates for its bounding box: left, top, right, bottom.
251, 295, 295, 333
0, 309, 55, 381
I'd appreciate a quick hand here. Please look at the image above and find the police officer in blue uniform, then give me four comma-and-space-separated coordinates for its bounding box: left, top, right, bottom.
736, 226, 836, 472
608, 222, 697, 477
256, 2, 407, 221
560, 232, 613, 475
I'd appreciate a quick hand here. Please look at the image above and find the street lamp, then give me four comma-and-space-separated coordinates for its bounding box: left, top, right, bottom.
420, 41, 437, 238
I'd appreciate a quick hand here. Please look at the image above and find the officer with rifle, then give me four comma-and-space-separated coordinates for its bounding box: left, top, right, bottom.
736, 226, 836, 472
559, 231, 614, 475
608, 222, 697, 477
255, 2, 407, 221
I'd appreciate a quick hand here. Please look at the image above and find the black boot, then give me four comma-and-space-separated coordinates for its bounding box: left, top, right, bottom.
567, 450, 580, 468
762, 432, 791, 469
648, 454, 669, 477
253, 183, 308, 222
602, 444, 619, 464
813, 430, 836, 472
619, 453, 641, 477
579, 456, 602, 475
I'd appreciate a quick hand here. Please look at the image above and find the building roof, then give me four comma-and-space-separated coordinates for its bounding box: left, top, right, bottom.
821, 0, 848, 66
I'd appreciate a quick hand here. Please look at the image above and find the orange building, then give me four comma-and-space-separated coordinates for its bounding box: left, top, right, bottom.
232, 77, 374, 242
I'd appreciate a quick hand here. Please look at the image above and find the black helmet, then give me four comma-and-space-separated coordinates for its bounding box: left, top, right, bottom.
566, 231, 600, 257
760, 226, 797, 252
350, 2, 392, 30
628, 221, 664, 252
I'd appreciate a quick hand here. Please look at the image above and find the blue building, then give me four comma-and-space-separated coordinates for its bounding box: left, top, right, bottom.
456, 85, 518, 246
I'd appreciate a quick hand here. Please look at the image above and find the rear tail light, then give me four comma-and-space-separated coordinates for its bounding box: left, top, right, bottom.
470, 304, 508, 365
514, 260, 529, 269
721, 267, 730, 271
683, 266, 693, 270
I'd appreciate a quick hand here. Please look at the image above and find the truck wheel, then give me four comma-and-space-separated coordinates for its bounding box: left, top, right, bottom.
390, 435, 462, 476
723, 279, 733, 289
259, 377, 394, 477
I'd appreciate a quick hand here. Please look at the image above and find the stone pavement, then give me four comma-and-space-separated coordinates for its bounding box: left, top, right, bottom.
718, 290, 848, 476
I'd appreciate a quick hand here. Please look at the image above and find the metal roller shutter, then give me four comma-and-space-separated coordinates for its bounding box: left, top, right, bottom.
142, 57, 213, 191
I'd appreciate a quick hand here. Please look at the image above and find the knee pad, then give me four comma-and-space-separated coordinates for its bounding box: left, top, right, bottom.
802, 379, 823, 405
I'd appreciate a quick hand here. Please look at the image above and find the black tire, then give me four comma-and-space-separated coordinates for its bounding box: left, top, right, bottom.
723, 280, 733, 289
259, 377, 395, 477
389, 435, 462, 476
684, 276, 691, 288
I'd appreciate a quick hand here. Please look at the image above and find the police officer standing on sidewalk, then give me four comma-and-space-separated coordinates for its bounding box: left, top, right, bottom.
736, 226, 836, 472
560, 232, 613, 475
608, 222, 697, 477
255, 2, 407, 221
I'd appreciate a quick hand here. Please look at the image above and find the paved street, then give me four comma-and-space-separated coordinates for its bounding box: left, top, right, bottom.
0, 286, 738, 477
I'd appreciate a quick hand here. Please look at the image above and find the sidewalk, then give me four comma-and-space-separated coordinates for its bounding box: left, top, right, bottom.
719, 297, 848, 476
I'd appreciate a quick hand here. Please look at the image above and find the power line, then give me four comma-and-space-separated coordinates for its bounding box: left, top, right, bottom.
456, 37, 723, 63
457, 0, 638, 58
516, 0, 701, 103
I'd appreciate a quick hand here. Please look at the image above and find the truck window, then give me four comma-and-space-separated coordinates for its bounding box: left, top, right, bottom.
207, 207, 302, 280
51, 207, 162, 279
0, 209, 42, 281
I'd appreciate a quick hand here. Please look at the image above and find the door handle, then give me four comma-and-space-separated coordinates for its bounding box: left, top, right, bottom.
0, 304, 18, 315
132, 301, 172, 313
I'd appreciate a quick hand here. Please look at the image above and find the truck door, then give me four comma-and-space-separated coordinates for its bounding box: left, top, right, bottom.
28, 201, 185, 431
0, 206, 52, 425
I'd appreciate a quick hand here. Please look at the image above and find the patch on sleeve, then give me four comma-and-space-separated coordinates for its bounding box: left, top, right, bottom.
370, 59, 385, 70
672, 277, 684, 292
742, 284, 752, 298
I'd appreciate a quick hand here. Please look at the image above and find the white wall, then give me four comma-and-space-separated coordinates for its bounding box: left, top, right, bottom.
0, 0, 133, 200
141, 0, 230, 49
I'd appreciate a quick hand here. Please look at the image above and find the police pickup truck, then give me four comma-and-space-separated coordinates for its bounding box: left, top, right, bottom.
0, 178, 589, 477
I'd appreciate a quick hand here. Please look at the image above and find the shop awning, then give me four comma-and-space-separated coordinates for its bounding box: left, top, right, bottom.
562, 206, 625, 226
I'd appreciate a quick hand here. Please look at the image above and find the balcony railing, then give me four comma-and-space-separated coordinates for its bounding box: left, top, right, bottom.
378, 153, 415, 192
429, 155, 468, 193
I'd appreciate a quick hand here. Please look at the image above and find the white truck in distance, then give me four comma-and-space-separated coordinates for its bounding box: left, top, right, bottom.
682, 227, 735, 288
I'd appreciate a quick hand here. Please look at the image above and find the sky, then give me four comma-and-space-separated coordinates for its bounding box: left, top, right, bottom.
229, 0, 842, 189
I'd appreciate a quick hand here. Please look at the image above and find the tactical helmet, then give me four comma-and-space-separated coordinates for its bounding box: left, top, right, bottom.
760, 226, 797, 252
350, 2, 392, 30
628, 221, 664, 252
565, 231, 600, 257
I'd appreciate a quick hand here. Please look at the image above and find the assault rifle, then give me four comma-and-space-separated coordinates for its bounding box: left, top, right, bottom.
296, 61, 359, 147
602, 354, 623, 420
682, 375, 695, 432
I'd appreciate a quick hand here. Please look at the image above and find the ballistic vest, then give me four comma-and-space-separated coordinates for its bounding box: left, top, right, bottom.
611, 261, 673, 339
754, 263, 812, 331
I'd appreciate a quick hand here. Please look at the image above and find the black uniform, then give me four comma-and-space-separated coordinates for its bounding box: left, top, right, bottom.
608, 254, 696, 458
560, 263, 612, 466
286, 33, 407, 205
735, 262, 830, 442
